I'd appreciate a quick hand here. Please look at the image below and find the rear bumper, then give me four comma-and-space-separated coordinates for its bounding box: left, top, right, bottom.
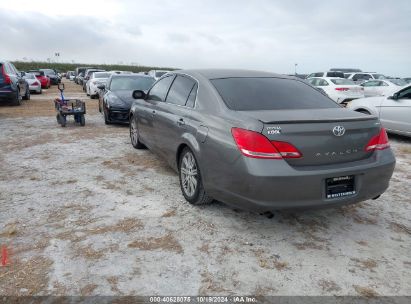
208, 149, 396, 211
29, 85, 41, 92
0, 90, 15, 101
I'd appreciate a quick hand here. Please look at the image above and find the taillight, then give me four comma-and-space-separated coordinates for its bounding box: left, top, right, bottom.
33, 81, 40, 86
271, 141, 302, 158
1, 65, 11, 84
335, 87, 349, 91
231, 128, 302, 159
365, 128, 390, 152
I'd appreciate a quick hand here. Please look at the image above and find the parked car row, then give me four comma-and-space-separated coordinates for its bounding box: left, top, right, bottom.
68, 67, 170, 125
306, 68, 410, 106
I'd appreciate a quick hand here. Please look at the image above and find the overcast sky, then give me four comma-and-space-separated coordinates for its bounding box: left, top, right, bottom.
1, 0, 410, 76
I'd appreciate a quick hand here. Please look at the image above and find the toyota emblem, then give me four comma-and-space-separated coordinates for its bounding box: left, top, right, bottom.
333, 126, 345, 136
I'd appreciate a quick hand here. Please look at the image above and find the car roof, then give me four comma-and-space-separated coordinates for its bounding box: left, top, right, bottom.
175, 69, 293, 80
111, 74, 153, 78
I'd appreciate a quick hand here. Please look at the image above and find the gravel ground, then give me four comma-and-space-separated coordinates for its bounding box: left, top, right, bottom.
0, 80, 410, 296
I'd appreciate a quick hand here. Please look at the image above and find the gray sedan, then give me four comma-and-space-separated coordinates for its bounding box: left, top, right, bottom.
129, 69, 395, 211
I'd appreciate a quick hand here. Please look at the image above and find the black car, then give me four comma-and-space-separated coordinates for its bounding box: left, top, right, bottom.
0, 60, 30, 105
100, 74, 155, 124
39, 69, 60, 85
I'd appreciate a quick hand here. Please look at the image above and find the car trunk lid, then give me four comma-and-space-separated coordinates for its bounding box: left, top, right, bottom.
243, 108, 380, 166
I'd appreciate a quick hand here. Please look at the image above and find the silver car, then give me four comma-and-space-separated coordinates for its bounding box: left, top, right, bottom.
23, 72, 42, 94
129, 69, 395, 211
347, 84, 411, 137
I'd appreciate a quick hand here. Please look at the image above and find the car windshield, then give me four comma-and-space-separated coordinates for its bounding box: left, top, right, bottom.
372, 74, 386, 79
156, 71, 167, 78
93, 72, 111, 79
211, 77, 339, 111
388, 79, 407, 86
110, 76, 155, 91
330, 79, 355, 85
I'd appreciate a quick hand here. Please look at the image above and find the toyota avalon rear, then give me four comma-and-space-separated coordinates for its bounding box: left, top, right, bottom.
129, 69, 396, 211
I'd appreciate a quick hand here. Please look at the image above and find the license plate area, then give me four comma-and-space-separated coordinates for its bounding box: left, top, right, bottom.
326, 175, 356, 199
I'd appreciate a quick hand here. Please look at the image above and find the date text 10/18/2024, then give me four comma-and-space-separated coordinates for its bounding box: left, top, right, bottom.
149, 297, 257, 303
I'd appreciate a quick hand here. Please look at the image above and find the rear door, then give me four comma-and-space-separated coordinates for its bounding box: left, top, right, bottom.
380, 86, 411, 134
138, 75, 175, 150
154, 75, 197, 163
10, 63, 26, 95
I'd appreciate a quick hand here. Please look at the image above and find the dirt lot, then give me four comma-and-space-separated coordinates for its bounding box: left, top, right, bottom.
0, 80, 410, 296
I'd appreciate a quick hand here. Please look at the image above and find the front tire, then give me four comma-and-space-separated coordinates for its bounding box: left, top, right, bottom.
179, 148, 213, 205
130, 116, 145, 149
104, 108, 111, 125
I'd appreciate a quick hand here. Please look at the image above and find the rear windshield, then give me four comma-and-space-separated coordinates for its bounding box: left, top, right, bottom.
110, 76, 155, 91
42, 70, 55, 75
156, 71, 167, 78
24, 73, 36, 79
93, 72, 111, 78
211, 77, 339, 111
326, 72, 344, 78
330, 79, 355, 85
372, 74, 386, 80
388, 79, 407, 86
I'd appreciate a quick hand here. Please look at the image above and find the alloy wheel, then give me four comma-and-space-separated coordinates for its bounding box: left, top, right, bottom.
130, 118, 139, 146
180, 151, 198, 197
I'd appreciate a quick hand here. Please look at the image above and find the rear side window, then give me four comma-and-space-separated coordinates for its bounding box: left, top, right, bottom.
147, 75, 175, 102
186, 83, 198, 108
211, 77, 339, 111
166, 75, 196, 106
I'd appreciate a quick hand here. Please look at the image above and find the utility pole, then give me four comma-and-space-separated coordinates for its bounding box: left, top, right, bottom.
294, 63, 298, 76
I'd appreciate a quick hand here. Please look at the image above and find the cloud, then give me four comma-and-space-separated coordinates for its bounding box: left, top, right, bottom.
0, 0, 410, 76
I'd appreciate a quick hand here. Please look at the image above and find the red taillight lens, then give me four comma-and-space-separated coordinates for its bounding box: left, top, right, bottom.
33, 81, 40, 86
1, 65, 11, 84
231, 128, 302, 159
271, 141, 302, 158
335, 87, 349, 91
365, 128, 390, 152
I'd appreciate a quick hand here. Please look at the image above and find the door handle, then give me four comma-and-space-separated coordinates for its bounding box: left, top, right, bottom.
177, 118, 185, 126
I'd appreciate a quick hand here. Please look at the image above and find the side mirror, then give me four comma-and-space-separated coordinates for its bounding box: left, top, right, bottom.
97, 84, 105, 90
388, 93, 399, 100
132, 90, 146, 99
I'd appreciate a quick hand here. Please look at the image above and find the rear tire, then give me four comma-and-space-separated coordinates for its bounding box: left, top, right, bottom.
80, 114, 85, 126
23, 87, 30, 100
104, 108, 111, 125
178, 147, 213, 205
59, 114, 66, 127
11, 90, 22, 106
130, 116, 145, 149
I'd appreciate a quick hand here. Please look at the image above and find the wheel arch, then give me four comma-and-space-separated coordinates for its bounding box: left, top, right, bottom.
176, 133, 201, 170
